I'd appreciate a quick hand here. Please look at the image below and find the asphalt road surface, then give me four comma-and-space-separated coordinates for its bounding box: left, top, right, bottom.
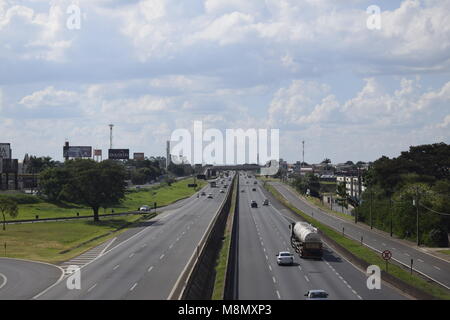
32, 176, 232, 300
0, 258, 63, 300
269, 181, 450, 291
236, 175, 406, 300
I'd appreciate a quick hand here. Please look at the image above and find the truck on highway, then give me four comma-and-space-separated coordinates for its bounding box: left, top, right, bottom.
210, 181, 217, 188
289, 222, 323, 259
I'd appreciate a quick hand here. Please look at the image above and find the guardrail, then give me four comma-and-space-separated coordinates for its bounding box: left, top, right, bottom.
168, 173, 236, 300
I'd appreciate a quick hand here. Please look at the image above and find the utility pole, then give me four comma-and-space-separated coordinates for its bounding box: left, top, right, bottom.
109, 124, 114, 150
370, 189, 373, 229
389, 197, 393, 237
414, 187, 420, 246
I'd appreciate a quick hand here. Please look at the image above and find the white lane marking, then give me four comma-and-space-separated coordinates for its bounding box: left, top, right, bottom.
434, 266, 441, 271
418, 259, 424, 263
160, 254, 165, 260
0, 273, 7, 290
382, 243, 386, 246
148, 266, 154, 273
87, 283, 97, 292
100, 237, 117, 256
392, 247, 397, 250
169, 244, 174, 249
265, 255, 268, 260
276, 290, 281, 299
176, 237, 180, 242
304, 275, 310, 282
298, 266, 302, 271
268, 265, 272, 271
129, 253, 135, 258
141, 244, 147, 248
130, 283, 138, 291
113, 265, 120, 270
272, 277, 277, 283
404, 253, 410, 257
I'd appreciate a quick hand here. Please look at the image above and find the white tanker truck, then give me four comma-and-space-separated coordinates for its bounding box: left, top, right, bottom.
289, 222, 323, 259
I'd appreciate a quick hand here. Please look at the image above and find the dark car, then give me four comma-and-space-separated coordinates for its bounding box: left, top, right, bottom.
252, 188, 256, 191
263, 199, 269, 206
251, 200, 258, 208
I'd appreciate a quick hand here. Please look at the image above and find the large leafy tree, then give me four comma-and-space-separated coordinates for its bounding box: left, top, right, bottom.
0, 197, 19, 231
60, 160, 127, 222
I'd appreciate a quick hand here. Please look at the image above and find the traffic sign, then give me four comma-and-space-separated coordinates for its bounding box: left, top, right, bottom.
382, 250, 392, 261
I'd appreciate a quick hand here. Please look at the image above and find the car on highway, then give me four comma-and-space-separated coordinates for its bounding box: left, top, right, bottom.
252, 188, 256, 191
253, 181, 257, 184
276, 251, 294, 265
139, 205, 151, 212
250, 200, 258, 208
207, 193, 213, 199
220, 189, 225, 193
201, 191, 206, 196
304, 290, 329, 300
263, 199, 269, 206
241, 189, 245, 192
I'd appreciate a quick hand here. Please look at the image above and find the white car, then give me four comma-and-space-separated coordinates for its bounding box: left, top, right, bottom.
304, 290, 329, 300
276, 251, 294, 265
207, 193, 213, 199
220, 189, 225, 193
139, 205, 151, 212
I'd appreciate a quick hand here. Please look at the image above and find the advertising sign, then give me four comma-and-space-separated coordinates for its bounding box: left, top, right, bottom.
94, 149, 102, 156
63, 146, 92, 158
1, 159, 18, 173
109, 149, 129, 160
0, 143, 11, 159
133, 153, 145, 161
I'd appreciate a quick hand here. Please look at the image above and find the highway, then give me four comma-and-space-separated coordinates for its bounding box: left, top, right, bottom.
32, 176, 233, 300
269, 181, 450, 290
0, 258, 62, 299
237, 174, 406, 300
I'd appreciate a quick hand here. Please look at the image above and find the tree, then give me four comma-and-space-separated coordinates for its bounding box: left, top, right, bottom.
39, 167, 70, 201
0, 197, 19, 231
61, 160, 127, 222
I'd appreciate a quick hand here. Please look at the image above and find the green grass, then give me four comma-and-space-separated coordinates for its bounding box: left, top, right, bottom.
0, 215, 147, 264
3, 177, 206, 221
212, 177, 237, 300
0, 178, 205, 264
265, 184, 450, 300
438, 250, 450, 256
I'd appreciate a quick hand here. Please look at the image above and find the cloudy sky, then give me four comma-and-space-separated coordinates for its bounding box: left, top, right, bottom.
0, 0, 449, 164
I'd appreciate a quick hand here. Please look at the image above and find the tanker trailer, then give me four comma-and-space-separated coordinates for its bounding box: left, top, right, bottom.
289, 222, 323, 258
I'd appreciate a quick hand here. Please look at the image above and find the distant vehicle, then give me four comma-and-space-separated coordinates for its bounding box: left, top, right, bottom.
241, 189, 245, 193
252, 188, 256, 191
263, 199, 269, 206
210, 181, 217, 188
220, 189, 225, 193
276, 251, 294, 265
246, 181, 249, 184
253, 181, 257, 185
139, 205, 151, 212
207, 193, 213, 199
223, 184, 228, 188
251, 200, 258, 208
201, 191, 206, 196
304, 290, 329, 300
290, 222, 323, 258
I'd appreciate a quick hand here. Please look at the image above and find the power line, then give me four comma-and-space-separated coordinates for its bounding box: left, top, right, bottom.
419, 203, 450, 216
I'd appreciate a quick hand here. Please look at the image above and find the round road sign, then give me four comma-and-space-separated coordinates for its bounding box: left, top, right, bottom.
382, 250, 392, 261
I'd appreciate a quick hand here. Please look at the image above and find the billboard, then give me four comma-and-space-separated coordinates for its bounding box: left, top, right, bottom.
109, 149, 129, 160
1, 159, 18, 173
94, 149, 102, 156
133, 153, 145, 161
63, 146, 92, 158
0, 143, 11, 159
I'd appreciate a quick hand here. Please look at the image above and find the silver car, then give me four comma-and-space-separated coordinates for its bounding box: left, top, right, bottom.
276, 251, 294, 265
305, 290, 329, 300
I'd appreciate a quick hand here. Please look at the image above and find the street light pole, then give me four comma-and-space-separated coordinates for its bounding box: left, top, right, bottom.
370, 189, 373, 229
389, 197, 393, 237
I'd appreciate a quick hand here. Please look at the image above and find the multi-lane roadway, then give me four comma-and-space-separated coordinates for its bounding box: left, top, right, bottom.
0, 177, 232, 300
237, 174, 406, 300
269, 181, 450, 290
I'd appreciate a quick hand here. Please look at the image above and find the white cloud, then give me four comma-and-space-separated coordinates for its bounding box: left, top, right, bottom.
19, 86, 78, 109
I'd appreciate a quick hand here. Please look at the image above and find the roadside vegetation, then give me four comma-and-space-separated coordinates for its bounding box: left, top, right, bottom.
212, 176, 237, 300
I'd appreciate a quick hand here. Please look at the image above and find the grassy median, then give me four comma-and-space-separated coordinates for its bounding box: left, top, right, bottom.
212, 177, 237, 300
265, 184, 450, 300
